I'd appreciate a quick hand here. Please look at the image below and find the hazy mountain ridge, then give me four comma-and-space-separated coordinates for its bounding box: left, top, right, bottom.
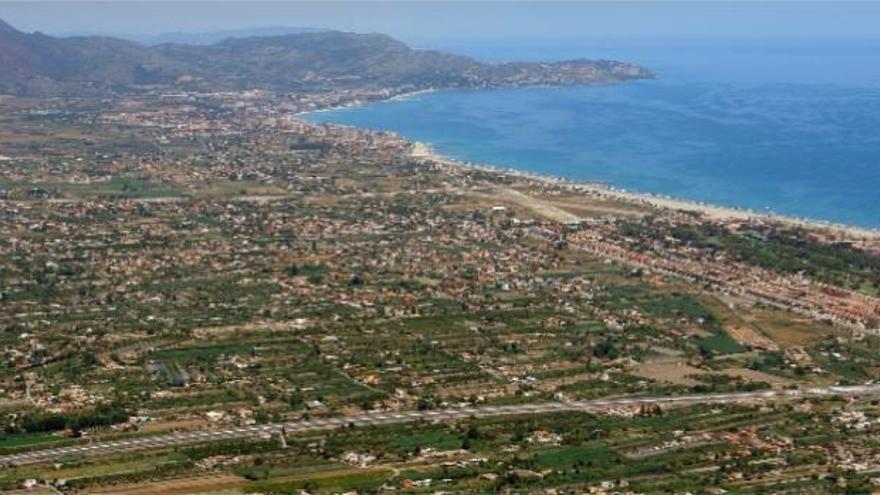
0, 18, 183, 95
0, 17, 653, 95
134, 26, 328, 46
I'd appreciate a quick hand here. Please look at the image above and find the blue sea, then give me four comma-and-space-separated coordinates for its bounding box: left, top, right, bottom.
304, 38, 880, 228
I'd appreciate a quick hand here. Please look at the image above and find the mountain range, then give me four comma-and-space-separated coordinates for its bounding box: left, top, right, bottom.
0, 17, 653, 96
129, 27, 329, 46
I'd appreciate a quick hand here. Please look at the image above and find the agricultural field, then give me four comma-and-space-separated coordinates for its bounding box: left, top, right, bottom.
2, 93, 880, 494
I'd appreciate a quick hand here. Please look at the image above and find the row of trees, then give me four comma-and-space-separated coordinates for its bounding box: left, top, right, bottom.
7, 404, 129, 434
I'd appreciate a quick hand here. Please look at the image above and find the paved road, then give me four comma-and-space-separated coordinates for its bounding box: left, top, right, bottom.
3, 385, 879, 466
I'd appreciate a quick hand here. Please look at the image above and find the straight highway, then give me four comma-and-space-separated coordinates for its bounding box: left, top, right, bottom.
3, 384, 878, 466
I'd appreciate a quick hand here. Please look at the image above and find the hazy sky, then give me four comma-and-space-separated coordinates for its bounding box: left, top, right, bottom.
2, 1, 879, 43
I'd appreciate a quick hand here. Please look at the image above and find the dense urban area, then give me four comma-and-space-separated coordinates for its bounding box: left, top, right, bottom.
3, 16, 880, 495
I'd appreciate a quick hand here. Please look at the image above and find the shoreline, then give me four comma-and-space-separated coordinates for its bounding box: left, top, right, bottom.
408, 141, 880, 240
299, 91, 880, 240
297, 88, 439, 117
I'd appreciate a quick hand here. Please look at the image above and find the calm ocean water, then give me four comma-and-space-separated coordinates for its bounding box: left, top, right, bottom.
304, 38, 880, 228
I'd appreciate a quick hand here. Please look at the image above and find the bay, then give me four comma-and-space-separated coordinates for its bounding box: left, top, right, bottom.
305, 37, 880, 228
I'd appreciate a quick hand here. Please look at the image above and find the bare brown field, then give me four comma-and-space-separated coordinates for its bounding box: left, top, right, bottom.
721, 367, 797, 389
84, 474, 246, 495
633, 361, 703, 386
745, 309, 835, 349
137, 417, 212, 434
724, 323, 779, 351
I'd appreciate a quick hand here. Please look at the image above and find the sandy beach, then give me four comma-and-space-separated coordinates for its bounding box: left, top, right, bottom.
409, 141, 880, 240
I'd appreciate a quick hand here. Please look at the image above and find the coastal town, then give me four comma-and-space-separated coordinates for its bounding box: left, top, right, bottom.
2, 84, 880, 494
6, 11, 880, 495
